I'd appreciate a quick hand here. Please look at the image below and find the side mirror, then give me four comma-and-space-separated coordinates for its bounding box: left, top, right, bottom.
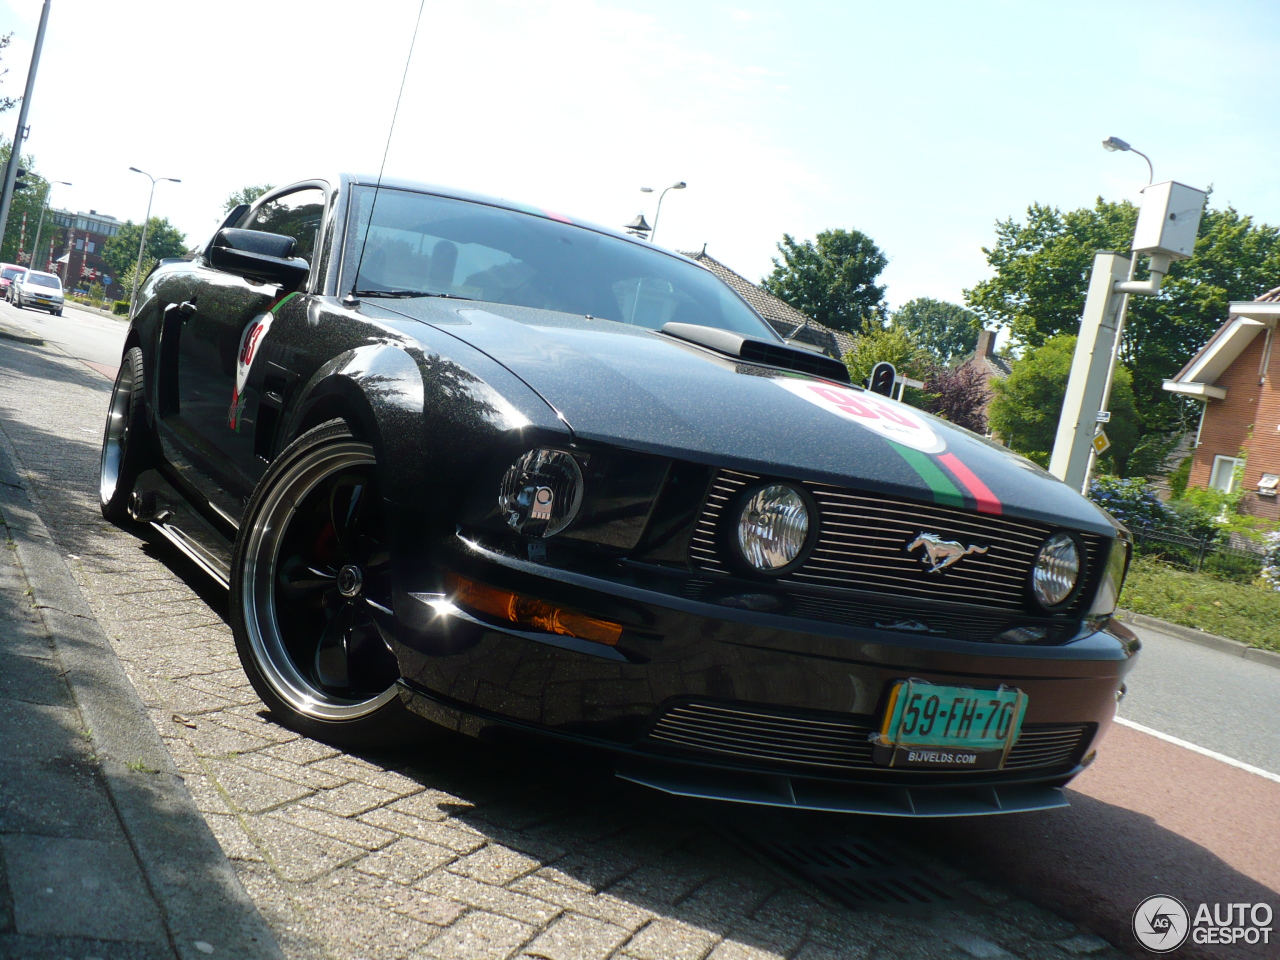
209, 228, 310, 289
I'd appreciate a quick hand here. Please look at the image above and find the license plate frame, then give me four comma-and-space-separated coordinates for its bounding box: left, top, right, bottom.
871, 679, 1027, 770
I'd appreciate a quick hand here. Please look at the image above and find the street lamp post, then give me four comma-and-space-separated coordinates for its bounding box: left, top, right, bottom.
1048, 138, 1206, 491
642, 181, 686, 243
29, 179, 70, 272
128, 166, 180, 316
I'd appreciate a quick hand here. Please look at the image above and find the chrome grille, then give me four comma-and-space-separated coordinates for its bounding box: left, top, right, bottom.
646, 701, 1088, 775
690, 470, 1105, 613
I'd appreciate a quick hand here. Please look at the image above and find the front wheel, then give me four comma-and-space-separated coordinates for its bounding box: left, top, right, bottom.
229, 419, 418, 748
52, 307, 62, 316
100, 347, 152, 522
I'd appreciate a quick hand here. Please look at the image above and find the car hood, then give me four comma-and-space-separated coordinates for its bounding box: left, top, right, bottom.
380, 299, 1116, 534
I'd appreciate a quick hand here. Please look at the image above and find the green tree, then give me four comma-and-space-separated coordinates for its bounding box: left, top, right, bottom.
843, 325, 932, 407
118, 255, 156, 302
989, 335, 1140, 473
762, 229, 887, 335
965, 197, 1280, 451
0, 34, 18, 113
223, 183, 274, 213
0, 137, 47, 265
101, 218, 187, 282
892, 297, 980, 363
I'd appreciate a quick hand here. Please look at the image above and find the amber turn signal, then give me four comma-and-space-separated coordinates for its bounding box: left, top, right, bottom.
447, 574, 623, 646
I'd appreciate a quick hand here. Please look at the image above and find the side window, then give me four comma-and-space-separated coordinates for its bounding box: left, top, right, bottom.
244, 188, 326, 264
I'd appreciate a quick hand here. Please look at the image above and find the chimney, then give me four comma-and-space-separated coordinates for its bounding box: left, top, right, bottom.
976, 328, 997, 359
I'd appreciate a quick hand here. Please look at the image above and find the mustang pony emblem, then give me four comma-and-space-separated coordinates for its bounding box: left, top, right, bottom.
905, 532, 988, 573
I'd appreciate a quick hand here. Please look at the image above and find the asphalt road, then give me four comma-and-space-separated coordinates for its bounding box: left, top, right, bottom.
1, 297, 127, 370
2, 295, 1277, 959
1119, 623, 1280, 777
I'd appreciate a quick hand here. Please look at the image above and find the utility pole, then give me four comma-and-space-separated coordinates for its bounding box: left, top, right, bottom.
0, 0, 53, 253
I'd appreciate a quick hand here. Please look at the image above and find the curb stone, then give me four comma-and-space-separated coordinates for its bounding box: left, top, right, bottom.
0, 428, 284, 960
1116, 609, 1280, 672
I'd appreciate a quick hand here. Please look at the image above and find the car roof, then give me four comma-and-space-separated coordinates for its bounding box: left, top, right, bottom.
24, 270, 59, 281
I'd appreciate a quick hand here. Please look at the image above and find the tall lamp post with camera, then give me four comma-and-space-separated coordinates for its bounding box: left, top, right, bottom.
1048, 139, 1206, 492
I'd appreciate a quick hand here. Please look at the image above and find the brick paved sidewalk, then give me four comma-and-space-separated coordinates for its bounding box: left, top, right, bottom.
0, 327, 1124, 960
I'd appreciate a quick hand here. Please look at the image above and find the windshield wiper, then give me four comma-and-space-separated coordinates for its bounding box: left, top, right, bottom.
351, 289, 474, 301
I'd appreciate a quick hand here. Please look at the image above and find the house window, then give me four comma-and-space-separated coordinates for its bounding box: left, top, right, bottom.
1209, 455, 1243, 493
86, 240, 96, 253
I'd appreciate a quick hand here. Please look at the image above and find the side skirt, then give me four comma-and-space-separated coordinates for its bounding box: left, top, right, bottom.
130, 468, 233, 589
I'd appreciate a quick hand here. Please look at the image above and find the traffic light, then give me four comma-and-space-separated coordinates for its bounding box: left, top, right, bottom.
868, 361, 897, 397
1, 161, 31, 192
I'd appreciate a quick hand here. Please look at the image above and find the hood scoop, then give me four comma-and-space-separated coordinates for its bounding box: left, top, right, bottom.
660, 322, 851, 384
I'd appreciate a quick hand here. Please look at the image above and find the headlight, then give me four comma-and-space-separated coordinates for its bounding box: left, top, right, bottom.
1088, 537, 1131, 617
1031, 532, 1081, 608
736, 484, 810, 572
498, 448, 583, 537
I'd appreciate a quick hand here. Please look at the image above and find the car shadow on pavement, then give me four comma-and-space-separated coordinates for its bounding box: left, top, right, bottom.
891, 792, 1279, 960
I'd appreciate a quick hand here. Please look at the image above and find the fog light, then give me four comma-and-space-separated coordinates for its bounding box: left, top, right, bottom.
498, 448, 584, 537
1032, 533, 1080, 607
737, 485, 810, 572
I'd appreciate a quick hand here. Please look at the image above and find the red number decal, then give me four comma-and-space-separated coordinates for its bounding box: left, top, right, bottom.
809, 385, 880, 419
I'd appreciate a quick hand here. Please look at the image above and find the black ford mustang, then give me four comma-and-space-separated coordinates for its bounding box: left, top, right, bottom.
100, 174, 1137, 817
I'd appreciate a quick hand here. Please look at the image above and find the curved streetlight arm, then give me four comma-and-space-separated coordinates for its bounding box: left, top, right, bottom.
648, 181, 686, 243
1129, 147, 1154, 185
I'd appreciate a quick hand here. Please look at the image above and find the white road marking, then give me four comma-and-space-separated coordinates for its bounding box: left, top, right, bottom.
1114, 716, 1280, 784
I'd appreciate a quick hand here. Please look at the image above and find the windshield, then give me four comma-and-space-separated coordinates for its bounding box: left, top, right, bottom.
0, 267, 22, 281
26, 273, 61, 290
342, 186, 777, 339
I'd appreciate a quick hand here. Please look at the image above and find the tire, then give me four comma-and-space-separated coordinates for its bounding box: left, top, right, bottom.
229, 419, 419, 748
99, 347, 152, 522
52, 308, 62, 316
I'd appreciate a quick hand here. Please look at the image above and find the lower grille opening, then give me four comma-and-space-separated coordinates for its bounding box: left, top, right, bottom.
645, 700, 1090, 776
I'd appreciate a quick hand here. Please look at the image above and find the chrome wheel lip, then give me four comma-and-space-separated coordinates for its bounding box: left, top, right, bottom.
241, 441, 399, 721
99, 361, 133, 507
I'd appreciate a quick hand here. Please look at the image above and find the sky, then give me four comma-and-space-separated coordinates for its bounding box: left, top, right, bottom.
2, 0, 1279, 312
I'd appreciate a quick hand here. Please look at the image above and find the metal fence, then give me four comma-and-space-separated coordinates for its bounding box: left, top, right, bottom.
1131, 525, 1268, 583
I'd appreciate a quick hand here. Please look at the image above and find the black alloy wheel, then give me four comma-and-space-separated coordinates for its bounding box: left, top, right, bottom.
230, 419, 417, 746
99, 346, 151, 522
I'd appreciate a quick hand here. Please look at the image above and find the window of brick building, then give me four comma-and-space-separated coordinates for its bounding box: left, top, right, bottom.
1209, 455, 1243, 493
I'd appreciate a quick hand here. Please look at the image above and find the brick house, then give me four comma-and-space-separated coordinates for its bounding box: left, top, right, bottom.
681, 247, 857, 359
960, 328, 1011, 425
1162, 285, 1280, 518
44, 209, 125, 300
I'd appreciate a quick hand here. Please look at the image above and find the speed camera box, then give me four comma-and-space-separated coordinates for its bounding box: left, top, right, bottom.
1131, 181, 1206, 260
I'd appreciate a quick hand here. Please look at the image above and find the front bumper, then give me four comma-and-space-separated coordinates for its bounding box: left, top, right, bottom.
389, 533, 1139, 815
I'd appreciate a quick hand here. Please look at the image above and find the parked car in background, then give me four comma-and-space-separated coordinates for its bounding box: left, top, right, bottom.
11, 269, 65, 315
98, 174, 1138, 818
0, 263, 24, 301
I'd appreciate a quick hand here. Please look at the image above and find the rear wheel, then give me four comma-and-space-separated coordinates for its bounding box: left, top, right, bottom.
99, 347, 151, 522
230, 419, 418, 747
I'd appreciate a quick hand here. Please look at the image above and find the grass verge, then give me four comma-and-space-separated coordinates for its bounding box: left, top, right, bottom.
1120, 556, 1280, 652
